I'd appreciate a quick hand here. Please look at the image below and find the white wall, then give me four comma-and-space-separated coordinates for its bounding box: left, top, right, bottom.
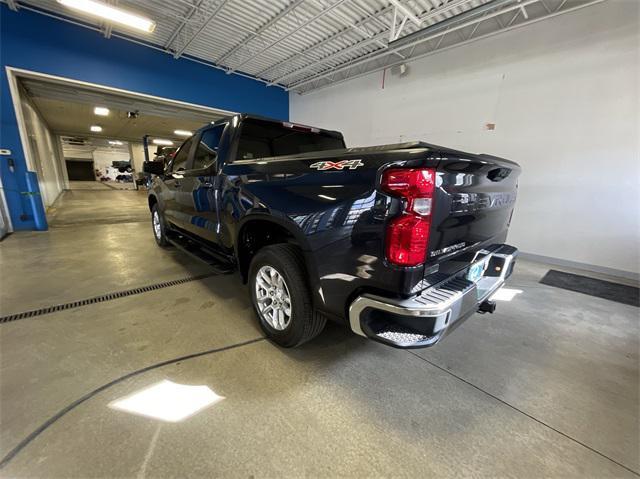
62, 142, 134, 187
92, 149, 130, 172
63, 146, 93, 160
19, 89, 66, 207
290, 2, 639, 277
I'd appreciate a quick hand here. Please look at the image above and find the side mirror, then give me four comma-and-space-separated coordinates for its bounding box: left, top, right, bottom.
143, 161, 165, 176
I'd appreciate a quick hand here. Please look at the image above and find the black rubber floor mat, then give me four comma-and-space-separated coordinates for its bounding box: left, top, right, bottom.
540, 270, 639, 307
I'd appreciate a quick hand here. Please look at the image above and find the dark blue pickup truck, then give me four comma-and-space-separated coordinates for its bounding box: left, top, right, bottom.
145, 114, 520, 349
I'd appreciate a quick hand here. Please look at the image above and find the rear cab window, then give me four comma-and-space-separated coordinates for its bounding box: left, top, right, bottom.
236, 118, 345, 161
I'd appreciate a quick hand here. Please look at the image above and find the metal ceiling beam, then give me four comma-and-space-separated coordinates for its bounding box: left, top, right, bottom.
290, 0, 530, 89
290, 0, 603, 92
273, 0, 479, 86
164, 0, 206, 52
270, 30, 391, 85
349, 1, 392, 32
215, 0, 305, 65
226, 0, 349, 75
388, 0, 423, 41
389, 0, 423, 26
256, 4, 397, 80
310, 0, 405, 60
174, 0, 230, 59
103, 23, 112, 38
100, 0, 117, 38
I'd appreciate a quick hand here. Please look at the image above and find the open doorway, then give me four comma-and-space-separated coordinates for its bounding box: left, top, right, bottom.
7, 68, 232, 227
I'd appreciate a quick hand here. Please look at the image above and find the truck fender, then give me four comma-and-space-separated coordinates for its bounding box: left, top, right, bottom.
234, 213, 325, 309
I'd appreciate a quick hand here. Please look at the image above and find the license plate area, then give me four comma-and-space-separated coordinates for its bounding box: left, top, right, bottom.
466, 257, 489, 283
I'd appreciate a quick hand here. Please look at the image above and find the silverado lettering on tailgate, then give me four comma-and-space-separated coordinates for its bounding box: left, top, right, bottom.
450, 192, 517, 213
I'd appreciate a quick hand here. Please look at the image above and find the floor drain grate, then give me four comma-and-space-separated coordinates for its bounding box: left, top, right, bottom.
0, 273, 218, 324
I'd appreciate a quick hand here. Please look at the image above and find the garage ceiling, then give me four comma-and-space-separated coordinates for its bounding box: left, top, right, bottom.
28, 96, 206, 142
21, 78, 217, 141
8, 0, 603, 93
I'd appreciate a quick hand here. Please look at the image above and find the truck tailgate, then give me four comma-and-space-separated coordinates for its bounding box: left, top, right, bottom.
428, 150, 520, 262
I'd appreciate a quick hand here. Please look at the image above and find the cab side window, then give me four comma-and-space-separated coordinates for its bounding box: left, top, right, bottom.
171, 137, 193, 172
193, 124, 226, 170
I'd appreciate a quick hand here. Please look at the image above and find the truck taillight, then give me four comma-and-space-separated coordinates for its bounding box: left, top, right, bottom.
381, 168, 436, 266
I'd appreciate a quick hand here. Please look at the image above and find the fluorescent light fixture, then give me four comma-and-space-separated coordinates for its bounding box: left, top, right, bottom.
108, 140, 123, 145
152, 139, 173, 146
94, 106, 110, 116
90, 125, 103, 132
322, 185, 344, 188
174, 129, 193, 137
109, 380, 224, 422
318, 194, 336, 201
57, 0, 156, 33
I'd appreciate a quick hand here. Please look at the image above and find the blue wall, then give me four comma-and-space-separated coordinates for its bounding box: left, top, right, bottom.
0, 4, 288, 230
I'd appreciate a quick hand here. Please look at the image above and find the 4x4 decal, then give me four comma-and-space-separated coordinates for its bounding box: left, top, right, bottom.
309, 159, 364, 171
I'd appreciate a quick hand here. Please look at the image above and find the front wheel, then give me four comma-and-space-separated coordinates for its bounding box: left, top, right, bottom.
151, 204, 170, 247
249, 244, 326, 347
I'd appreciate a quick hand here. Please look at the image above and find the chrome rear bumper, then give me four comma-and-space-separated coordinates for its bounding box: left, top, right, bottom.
348, 244, 518, 348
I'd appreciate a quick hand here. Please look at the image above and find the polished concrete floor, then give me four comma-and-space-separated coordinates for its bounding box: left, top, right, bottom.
47, 181, 149, 227
0, 186, 638, 477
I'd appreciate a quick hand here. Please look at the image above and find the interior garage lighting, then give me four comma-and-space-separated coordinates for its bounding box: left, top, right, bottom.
57, 0, 156, 33
94, 106, 110, 116
153, 139, 173, 146
174, 130, 193, 137
108, 140, 123, 145
90, 125, 103, 132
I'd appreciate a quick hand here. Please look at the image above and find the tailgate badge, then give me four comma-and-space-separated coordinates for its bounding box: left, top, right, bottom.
310, 159, 364, 171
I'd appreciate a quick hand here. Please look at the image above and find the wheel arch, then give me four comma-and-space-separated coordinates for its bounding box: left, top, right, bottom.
235, 214, 313, 284
148, 194, 158, 211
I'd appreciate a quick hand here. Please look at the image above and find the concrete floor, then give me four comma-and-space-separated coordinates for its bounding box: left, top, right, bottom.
0, 186, 638, 477
47, 181, 149, 227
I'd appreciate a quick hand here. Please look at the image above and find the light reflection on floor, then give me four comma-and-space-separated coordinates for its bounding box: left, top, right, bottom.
490, 287, 523, 302
109, 380, 224, 422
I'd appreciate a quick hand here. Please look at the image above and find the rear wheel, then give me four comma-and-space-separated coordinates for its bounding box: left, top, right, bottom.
151, 204, 170, 247
249, 244, 325, 347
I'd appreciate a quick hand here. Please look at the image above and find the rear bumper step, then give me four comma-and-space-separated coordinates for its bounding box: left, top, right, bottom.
348, 244, 518, 348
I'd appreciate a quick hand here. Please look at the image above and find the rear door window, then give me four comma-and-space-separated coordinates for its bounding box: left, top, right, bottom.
193, 124, 226, 170
171, 137, 193, 172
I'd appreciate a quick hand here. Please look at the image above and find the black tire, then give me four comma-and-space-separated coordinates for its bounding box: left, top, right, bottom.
249, 244, 326, 347
151, 204, 170, 247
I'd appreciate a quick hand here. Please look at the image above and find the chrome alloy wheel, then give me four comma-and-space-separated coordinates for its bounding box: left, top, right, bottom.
152, 211, 162, 239
255, 265, 292, 330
